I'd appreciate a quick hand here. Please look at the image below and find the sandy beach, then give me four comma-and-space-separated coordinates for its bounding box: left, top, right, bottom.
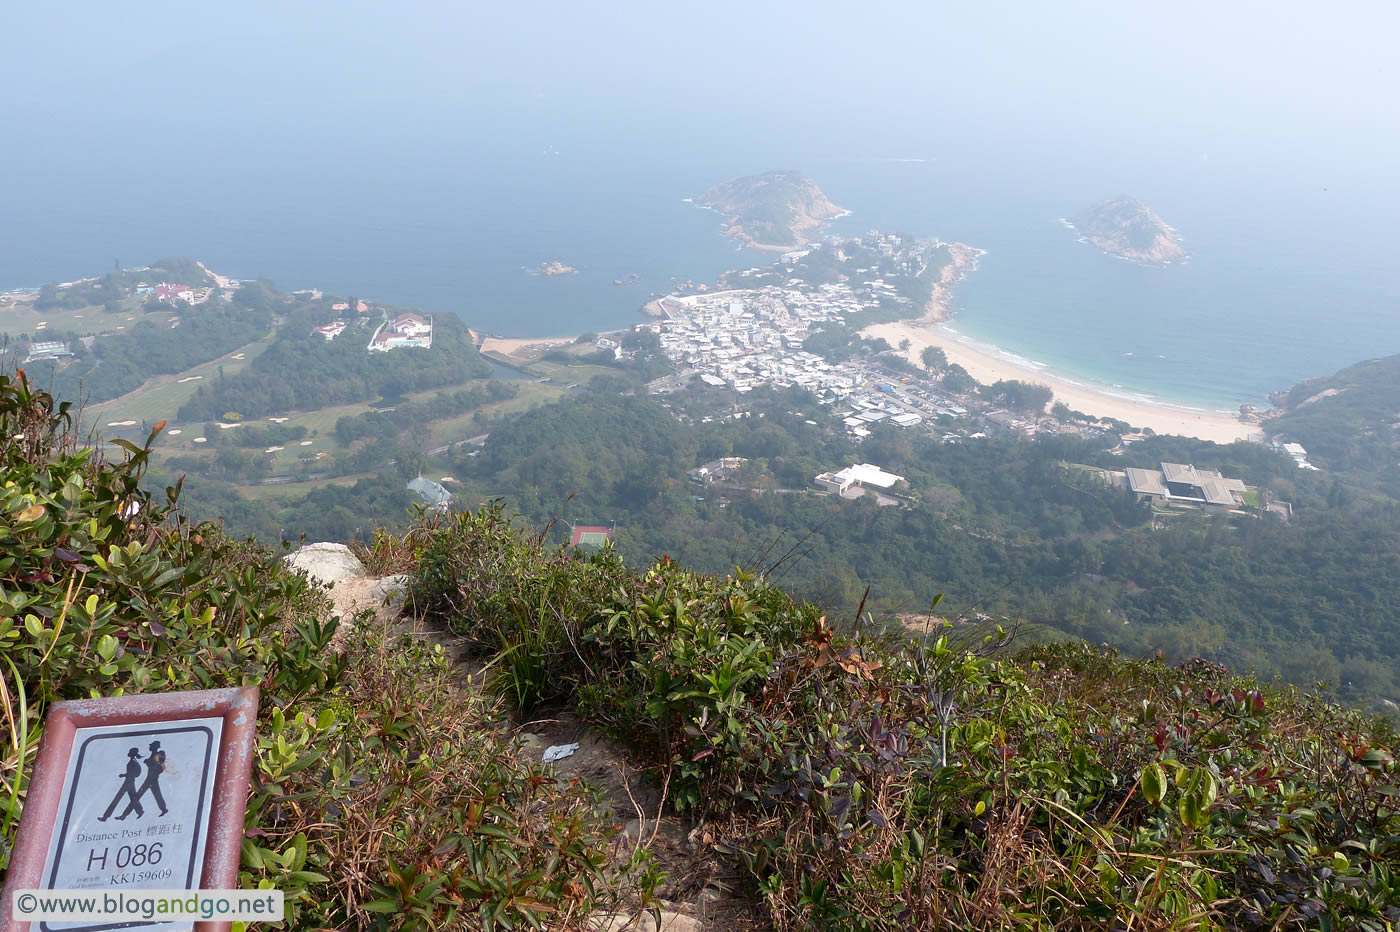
862, 320, 1257, 444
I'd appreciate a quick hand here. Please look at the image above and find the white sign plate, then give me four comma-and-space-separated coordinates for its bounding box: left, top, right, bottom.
35, 717, 224, 932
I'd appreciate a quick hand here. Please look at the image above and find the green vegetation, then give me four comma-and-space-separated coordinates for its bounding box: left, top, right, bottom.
425, 390, 1398, 701
82, 336, 271, 427
696, 171, 843, 248
177, 312, 489, 421
8, 364, 1400, 929
0, 369, 645, 930
24, 301, 273, 405
1266, 352, 1400, 498
29, 258, 214, 312
407, 505, 1400, 930
982, 379, 1054, 413
170, 381, 1400, 703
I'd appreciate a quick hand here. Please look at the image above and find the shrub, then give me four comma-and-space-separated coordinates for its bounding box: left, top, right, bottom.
1, 370, 632, 930
408, 506, 1400, 930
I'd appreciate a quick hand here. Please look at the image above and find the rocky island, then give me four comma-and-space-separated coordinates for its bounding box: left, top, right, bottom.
695, 170, 847, 250
1068, 196, 1187, 265
538, 260, 576, 276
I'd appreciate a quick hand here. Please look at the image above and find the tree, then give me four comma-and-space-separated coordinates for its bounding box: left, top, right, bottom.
941, 364, 978, 394
983, 379, 1053, 414
921, 345, 948, 372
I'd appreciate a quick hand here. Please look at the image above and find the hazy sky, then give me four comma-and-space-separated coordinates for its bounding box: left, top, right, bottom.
5, 0, 1397, 173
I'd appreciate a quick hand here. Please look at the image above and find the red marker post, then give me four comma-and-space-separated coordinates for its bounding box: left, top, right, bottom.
2, 687, 259, 932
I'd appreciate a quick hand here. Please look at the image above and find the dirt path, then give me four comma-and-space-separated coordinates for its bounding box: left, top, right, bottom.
326, 575, 759, 931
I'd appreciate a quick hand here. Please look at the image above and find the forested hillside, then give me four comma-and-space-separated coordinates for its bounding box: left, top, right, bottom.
9, 364, 1400, 930
1266, 352, 1400, 497
446, 390, 1397, 698
171, 383, 1400, 702
177, 311, 488, 420
24, 303, 273, 404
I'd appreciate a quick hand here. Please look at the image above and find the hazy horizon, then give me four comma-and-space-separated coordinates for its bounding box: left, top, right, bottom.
6, 1, 1398, 179
4, 1, 1398, 404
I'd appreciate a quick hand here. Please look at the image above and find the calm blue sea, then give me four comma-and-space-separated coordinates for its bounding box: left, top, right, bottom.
4, 123, 1398, 409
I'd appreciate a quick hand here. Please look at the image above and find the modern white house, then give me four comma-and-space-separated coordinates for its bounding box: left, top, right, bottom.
814, 463, 906, 495
368, 313, 433, 352
1124, 462, 1249, 511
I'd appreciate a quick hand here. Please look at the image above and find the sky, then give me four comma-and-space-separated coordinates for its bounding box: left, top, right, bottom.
4, 0, 1398, 178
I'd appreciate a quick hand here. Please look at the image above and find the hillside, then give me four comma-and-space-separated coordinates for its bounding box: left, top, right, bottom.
1069, 196, 1187, 264
1266, 352, 1400, 497
5, 368, 1400, 931
695, 171, 846, 249
159, 376, 1400, 703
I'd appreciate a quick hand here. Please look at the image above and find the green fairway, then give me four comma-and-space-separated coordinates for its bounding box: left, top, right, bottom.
83, 337, 272, 430
234, 473, 370, 502
424, 382, 563, 445
526, 360, 618, 384
0, 297, 171, 339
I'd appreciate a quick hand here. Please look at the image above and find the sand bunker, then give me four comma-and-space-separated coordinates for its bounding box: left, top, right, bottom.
298, 440, 314, 446
105, 420, 137, 427
217, 422, 240, 429
264, 446, 284, 453
193, 437, 207, 443
176, 375, 204, 383
168, 429, 182, 436
268, 417, 288, 423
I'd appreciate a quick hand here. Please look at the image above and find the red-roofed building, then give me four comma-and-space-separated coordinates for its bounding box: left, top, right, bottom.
393, 312, 431, 336
314, 320, 347, 341
152, 283, 195, 305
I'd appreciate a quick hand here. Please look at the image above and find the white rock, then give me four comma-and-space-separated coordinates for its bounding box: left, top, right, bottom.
593, 912, 701, 932
542, 743, 580, 763
282, 543, 366, 587
368, 574, 411, 605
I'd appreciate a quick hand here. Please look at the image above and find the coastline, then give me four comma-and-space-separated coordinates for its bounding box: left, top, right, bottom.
862, 319, 1256, 444
919, 243, 986, 324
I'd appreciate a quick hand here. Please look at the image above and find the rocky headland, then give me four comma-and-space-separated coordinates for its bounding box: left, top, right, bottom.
1068, 196, 1187, 265
695, 171, 846, 250
918, 242, 985, 324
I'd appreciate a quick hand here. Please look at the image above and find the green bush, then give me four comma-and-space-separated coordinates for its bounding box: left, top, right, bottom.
410, 506, 1400, 930
1, 370, 630, 930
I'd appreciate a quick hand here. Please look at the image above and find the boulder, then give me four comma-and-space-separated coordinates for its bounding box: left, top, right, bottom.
367, 574, 411, 606
281, 542, 366, 587
593, 911, 701, 932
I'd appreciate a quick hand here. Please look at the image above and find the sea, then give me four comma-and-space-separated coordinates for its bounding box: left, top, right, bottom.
4, 121, 1398, 411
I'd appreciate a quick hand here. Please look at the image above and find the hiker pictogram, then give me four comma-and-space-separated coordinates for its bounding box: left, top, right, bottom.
96, 739, 171, 821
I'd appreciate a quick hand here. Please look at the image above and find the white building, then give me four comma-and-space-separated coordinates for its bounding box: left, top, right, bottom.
1278, 441, 1320, 470
814, 463, 906, 495
314, 321, 346, 341
392, 313, 432, 336
1124, 462, 1249, 511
